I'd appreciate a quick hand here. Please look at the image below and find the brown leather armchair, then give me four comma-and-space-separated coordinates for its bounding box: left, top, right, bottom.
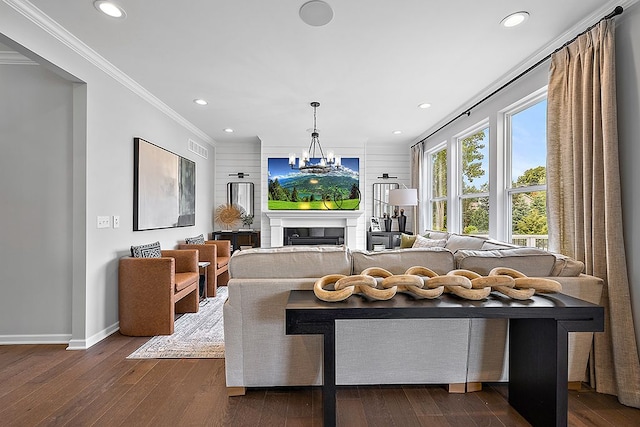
118, 249, 200, 336
178, 240, 230, 297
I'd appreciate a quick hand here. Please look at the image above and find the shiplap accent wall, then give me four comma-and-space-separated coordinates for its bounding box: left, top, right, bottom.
364, 142, 414, 233
214, 139, 262, 237
215, 138, 412, 248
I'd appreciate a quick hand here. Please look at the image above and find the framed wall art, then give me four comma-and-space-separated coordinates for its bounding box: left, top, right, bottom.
133, 137, 196, 231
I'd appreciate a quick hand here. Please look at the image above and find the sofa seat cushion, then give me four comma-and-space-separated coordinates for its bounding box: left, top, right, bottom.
217, 256, 230, 269
454, 248, 556, 276
229, 246, 352, 278
174, 272, 199, 292
352, 248, 455, 275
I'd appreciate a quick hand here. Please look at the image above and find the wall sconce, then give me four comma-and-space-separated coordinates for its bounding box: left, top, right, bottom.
229, 172, 248, 179
377, 173, 398, 179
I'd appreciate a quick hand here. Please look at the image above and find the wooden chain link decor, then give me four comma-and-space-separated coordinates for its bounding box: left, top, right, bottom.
313, 266, 562, 302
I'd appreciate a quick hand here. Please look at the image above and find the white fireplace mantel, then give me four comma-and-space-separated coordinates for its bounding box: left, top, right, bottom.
265, 211, 363, 248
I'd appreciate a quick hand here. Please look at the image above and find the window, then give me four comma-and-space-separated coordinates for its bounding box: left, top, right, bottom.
428, 146, 447, 231
459, 127, 489, 235
506, 97, 547, 248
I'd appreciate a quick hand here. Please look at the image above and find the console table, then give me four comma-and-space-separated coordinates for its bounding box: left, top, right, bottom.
285, 290, 603, 427
212, 230, 260, 251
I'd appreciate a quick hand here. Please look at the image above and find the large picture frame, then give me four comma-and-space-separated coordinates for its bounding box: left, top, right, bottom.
133, 137, 196, 231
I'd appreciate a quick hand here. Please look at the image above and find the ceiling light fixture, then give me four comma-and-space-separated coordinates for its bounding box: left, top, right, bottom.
193, 98, 208, 105
418, 103, 432, 109
289, 102, 341, 174
299, 1, 334, 27
392, 130, 402, 135
93, 1, 126, 19
501, 11, 529, 28
223, 128, 234, 133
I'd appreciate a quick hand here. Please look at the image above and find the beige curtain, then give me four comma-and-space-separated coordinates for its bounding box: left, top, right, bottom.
411, 141, 425, 233
547, 20, 640, 407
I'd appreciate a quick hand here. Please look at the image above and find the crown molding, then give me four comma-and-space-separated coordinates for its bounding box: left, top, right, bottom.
0, 50, 37, 65
3, 0, 214, 144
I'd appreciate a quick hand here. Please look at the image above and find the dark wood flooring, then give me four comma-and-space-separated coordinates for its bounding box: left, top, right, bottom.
1, 332, 639, 426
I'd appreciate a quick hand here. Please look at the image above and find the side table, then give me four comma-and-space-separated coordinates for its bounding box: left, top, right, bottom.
198, 261, 211, 301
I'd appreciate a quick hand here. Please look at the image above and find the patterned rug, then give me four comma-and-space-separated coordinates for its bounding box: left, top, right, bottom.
127, 286, 227, 359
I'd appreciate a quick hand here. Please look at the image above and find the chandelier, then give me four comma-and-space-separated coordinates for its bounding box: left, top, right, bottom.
289, 102, 341, 174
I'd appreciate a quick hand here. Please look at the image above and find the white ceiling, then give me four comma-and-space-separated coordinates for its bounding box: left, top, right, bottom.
18, 1, 621, 147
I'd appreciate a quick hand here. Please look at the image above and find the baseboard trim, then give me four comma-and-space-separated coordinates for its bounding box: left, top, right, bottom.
67, 322, 120, 350
0, 333, 72, 345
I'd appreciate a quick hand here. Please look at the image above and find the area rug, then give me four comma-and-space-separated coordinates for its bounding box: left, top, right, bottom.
127, 286, 227, 359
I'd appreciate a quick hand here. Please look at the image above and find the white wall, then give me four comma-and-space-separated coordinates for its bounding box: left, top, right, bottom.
0, 64, 74, 340
215, 139, 261, 233
0, 3, 216, 347
615, 2, 640, 355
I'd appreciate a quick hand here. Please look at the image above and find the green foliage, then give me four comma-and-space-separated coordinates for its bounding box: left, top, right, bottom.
291, 187, 299, 202
461, 131, 486, 191
515, 165, 546, 187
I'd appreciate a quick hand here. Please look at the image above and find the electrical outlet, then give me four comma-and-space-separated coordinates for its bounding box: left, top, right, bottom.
97, 216, 110, 229
113, 215, 120, 228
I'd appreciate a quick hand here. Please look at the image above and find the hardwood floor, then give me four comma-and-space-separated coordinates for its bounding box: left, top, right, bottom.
1, 332, 639, 426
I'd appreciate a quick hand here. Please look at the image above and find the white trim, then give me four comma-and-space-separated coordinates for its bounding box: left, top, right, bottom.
67, 322, 120, 350
265, 211, 363, 249
0, 51, 37, 65
3, 0, 214, 145
0, 333, 72, 345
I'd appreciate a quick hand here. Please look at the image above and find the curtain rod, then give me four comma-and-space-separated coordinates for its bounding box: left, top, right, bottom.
411, 5, 624, 149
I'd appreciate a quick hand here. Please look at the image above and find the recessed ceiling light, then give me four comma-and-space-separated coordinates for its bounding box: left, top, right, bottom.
300, 1, 334, 27
418, 103, 432, 109
223, 128, 234, 133
93, 1, 126, 19
193, 99, 208, 106
501, 11, 529, 28
392, 130, 402, 135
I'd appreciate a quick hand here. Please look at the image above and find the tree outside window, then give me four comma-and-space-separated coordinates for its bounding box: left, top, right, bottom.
460, 128, 489, 235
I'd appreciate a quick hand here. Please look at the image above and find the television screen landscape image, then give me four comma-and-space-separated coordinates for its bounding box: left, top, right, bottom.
268, 157, 360, 210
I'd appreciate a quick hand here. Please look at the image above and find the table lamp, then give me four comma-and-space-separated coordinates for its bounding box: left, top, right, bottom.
388, 188, 418, 233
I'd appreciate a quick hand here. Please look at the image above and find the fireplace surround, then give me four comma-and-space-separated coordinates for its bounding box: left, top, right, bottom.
265, 211, 363, 249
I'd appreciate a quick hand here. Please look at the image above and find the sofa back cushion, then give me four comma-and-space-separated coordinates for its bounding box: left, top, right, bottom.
444, 234, 488, 251
550, 253, 585, 276
229, 246, 352, 278
352, 248, 455, 275
454, 248, 556, 276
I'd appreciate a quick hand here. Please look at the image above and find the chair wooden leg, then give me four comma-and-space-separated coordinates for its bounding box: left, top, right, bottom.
448, 383, 466, 393
466, 382, 483, 392
227, 386, 246, 396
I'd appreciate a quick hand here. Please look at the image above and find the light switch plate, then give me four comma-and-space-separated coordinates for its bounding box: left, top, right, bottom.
97, 216, 110, 228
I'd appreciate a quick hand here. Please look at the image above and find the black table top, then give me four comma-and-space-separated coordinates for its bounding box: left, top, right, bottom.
286, 290, 604, 325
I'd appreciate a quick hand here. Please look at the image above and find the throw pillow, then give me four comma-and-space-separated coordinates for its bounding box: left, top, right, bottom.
131, 241, 161, 258
185, 234, 205, 245
412, 235, 447, 248
400, 233, 417, 248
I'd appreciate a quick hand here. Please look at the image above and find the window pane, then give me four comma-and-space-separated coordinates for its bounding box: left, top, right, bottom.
431, 149, 447, 198
511, 190, 547, 247
431, 200, 447, 231
462, 196, 489, 235
461, 128, 489, 195
511, 100, 547, 188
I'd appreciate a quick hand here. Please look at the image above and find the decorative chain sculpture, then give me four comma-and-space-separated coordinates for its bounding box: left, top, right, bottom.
313, 266, 562, 302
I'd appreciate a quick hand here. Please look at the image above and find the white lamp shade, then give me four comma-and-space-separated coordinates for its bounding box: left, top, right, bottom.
388, 188, 418, 206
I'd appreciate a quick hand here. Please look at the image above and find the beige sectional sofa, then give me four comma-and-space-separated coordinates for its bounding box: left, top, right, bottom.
223, 232, 603, 394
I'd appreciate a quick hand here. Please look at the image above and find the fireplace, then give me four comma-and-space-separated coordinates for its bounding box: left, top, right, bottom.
284, 227, 344, 246
265, 211, 363, 249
